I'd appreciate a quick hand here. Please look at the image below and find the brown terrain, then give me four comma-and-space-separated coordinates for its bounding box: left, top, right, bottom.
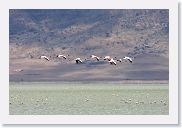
9, 9, 169, 82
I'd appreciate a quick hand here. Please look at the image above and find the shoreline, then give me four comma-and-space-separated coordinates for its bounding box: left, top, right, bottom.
9, 80, 169, 84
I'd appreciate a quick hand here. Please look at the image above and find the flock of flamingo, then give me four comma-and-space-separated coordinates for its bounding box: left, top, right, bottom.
40, 54, 133, 65
13, 54, 133, 72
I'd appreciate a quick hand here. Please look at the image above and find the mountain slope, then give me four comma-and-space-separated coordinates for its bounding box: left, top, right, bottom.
9, 9, 169, 82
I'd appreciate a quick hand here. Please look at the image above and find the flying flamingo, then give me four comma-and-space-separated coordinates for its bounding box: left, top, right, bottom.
123, 56, 133, 63
109, 58, 117, 65
40, 55, 50, 61
90, 55, 100, 61
57, 54, 67, 59
75, 58, 83, 64
103, 56, 112, 61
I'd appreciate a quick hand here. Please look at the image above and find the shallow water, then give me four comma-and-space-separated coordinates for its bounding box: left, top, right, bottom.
9, 82, 168, 115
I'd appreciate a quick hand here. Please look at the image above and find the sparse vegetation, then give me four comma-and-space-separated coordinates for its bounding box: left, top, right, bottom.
9, 9, 169, 81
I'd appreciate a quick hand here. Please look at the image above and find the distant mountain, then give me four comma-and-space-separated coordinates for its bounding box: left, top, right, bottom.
9, 9, 169, 82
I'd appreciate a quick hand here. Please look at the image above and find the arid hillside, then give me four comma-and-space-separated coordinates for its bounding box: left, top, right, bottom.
9, 9, 169, 82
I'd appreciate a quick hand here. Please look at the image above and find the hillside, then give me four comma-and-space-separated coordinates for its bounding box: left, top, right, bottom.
9, 9, 169, 82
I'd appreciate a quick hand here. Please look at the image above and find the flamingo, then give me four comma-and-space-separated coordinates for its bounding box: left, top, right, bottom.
90, 55, 100, 61
75, 58, 83, 64
57, 54, 66, 59
123, 56, 133, 63
104, 56, 112, 61
40, 55, 50, 61
109, 58, 117, 65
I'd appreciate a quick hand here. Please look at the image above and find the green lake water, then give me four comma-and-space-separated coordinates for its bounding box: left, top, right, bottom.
9, 82, 168, 115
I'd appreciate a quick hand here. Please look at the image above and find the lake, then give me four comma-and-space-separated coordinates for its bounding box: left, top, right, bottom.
9, 82, 168, 115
